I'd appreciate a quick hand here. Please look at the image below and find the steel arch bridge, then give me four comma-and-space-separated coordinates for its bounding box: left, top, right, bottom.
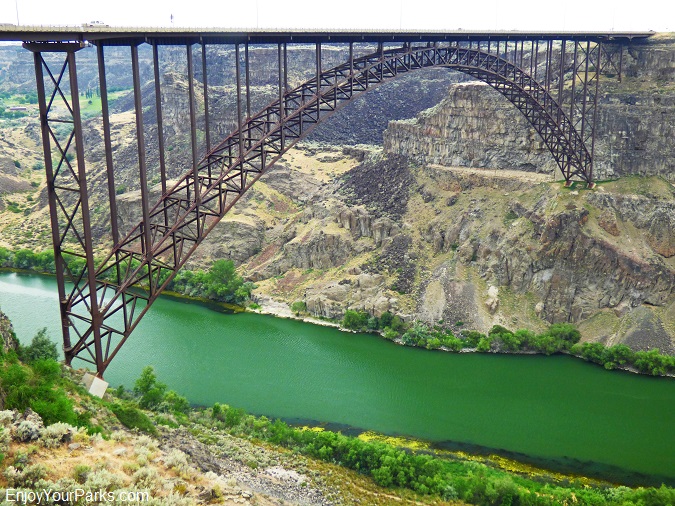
1, 27, 651, 378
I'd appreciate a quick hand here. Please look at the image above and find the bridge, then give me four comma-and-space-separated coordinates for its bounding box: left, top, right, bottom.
0, 27, 653, 380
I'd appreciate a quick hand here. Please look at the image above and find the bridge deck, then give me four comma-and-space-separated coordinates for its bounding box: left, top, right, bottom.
0, 26, 655, 45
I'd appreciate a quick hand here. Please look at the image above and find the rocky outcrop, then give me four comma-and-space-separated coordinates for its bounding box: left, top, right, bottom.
385, 37, 675, 181
0, 310, 18, 354
412, 167, 675, 351
334, 206, 397, 245
338, 154, 414, 220
586, 192, 675, 258
304, 273, 398, 319
384, 82, 555, 173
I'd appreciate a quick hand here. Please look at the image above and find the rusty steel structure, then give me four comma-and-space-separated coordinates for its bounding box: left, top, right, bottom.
3, 28, 651, 377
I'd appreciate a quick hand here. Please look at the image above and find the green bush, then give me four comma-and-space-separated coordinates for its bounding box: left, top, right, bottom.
342, 309, 370, 331
382, 327, 399, 340
291, 300, 307, 314
461, 330, 485, 348
73, 464, 91, 484
0, 357, 80, 426
133, 366, 167, 410
110, 403, 157, 435
169, 259, 255, 305
379, 311, 394, 329
161, 390, 190, 414
19, 328, 58, 363
634, 349, 673, 376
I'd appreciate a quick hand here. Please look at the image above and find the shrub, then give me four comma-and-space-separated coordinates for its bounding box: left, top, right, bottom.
634, 349, 673, 376
4, 463, 46, 488
382, 327, 399, 341
73, 464, 91, 484
14, 420, 41, 442
342, 310, 370, 331
84, 468, 123, 492
476, 336, 493, 352
401, 324, 425, 346
132, 466, 161, 491
161, 390, 190, 414
19, 328, 58, 363
164, 449, 191, 474
0, 427, 10, 453
134, 366, 167, 410
110, 403, 157, 435
0, 410, 15, 427
379, 312, 394, 329
40, 422, 74, 448
291, 301, 307, 314
461, 330, 485, 348
225, 406, 245, 427
212, 403, 224, 420
547, 323, 581, 348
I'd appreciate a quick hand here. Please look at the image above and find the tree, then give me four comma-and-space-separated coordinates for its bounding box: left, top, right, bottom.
379, 312, 394, 329
205, 259, 243, 302
602, 344, 635, 368
291, 301, 307, 315
634, 349, 672, 376
476, 336, 493, 352
20, 328, 58, 363
461, 330, 485, 348
577, 342, 605, 364
0, 247, 11, 267
546, 323, 581, 348
342, 310, 369, 331
13, 249, 35, 270
133, 366, 167, 409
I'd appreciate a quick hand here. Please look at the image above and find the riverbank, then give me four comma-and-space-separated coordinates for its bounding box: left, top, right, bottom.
1, 264, 672, 378
251, 294, 342, 328
249, 294, 675, 378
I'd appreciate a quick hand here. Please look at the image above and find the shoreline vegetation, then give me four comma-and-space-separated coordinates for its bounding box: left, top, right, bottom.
1, 246, 674, 378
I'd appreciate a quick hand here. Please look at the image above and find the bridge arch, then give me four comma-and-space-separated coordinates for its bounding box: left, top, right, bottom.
67, 42, 597, 373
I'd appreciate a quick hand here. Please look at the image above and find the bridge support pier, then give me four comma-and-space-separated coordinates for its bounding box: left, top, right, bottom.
25, 41, 107, 374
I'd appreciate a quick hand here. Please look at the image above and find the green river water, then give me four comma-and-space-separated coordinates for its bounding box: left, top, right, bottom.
0, 271, 673, 484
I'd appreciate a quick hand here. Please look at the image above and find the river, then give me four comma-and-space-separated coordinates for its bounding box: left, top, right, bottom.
0, 271, 673, 485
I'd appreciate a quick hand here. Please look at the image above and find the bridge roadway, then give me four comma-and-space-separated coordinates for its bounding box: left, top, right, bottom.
0, 25, 654, 44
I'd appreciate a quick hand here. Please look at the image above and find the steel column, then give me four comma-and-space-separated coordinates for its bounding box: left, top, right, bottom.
152, 43, 168, 199
235, 44, 245, 184
96, 45, 119, 249
201, 41, 211, 153
130, 44, 154, 283
589, 44, 602, 185
32, 51, 72, 354
68, 50, 104, 373
244, 43, 251, 119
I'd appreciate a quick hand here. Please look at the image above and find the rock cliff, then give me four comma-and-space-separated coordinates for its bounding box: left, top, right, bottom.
0, 310, 18, 354
384, 35, 675, 182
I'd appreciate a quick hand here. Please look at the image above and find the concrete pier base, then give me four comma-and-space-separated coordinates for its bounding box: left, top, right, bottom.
83, 372, 109, 398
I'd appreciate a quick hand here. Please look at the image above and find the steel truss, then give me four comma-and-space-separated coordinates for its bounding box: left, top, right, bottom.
26, 36, 626, 376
